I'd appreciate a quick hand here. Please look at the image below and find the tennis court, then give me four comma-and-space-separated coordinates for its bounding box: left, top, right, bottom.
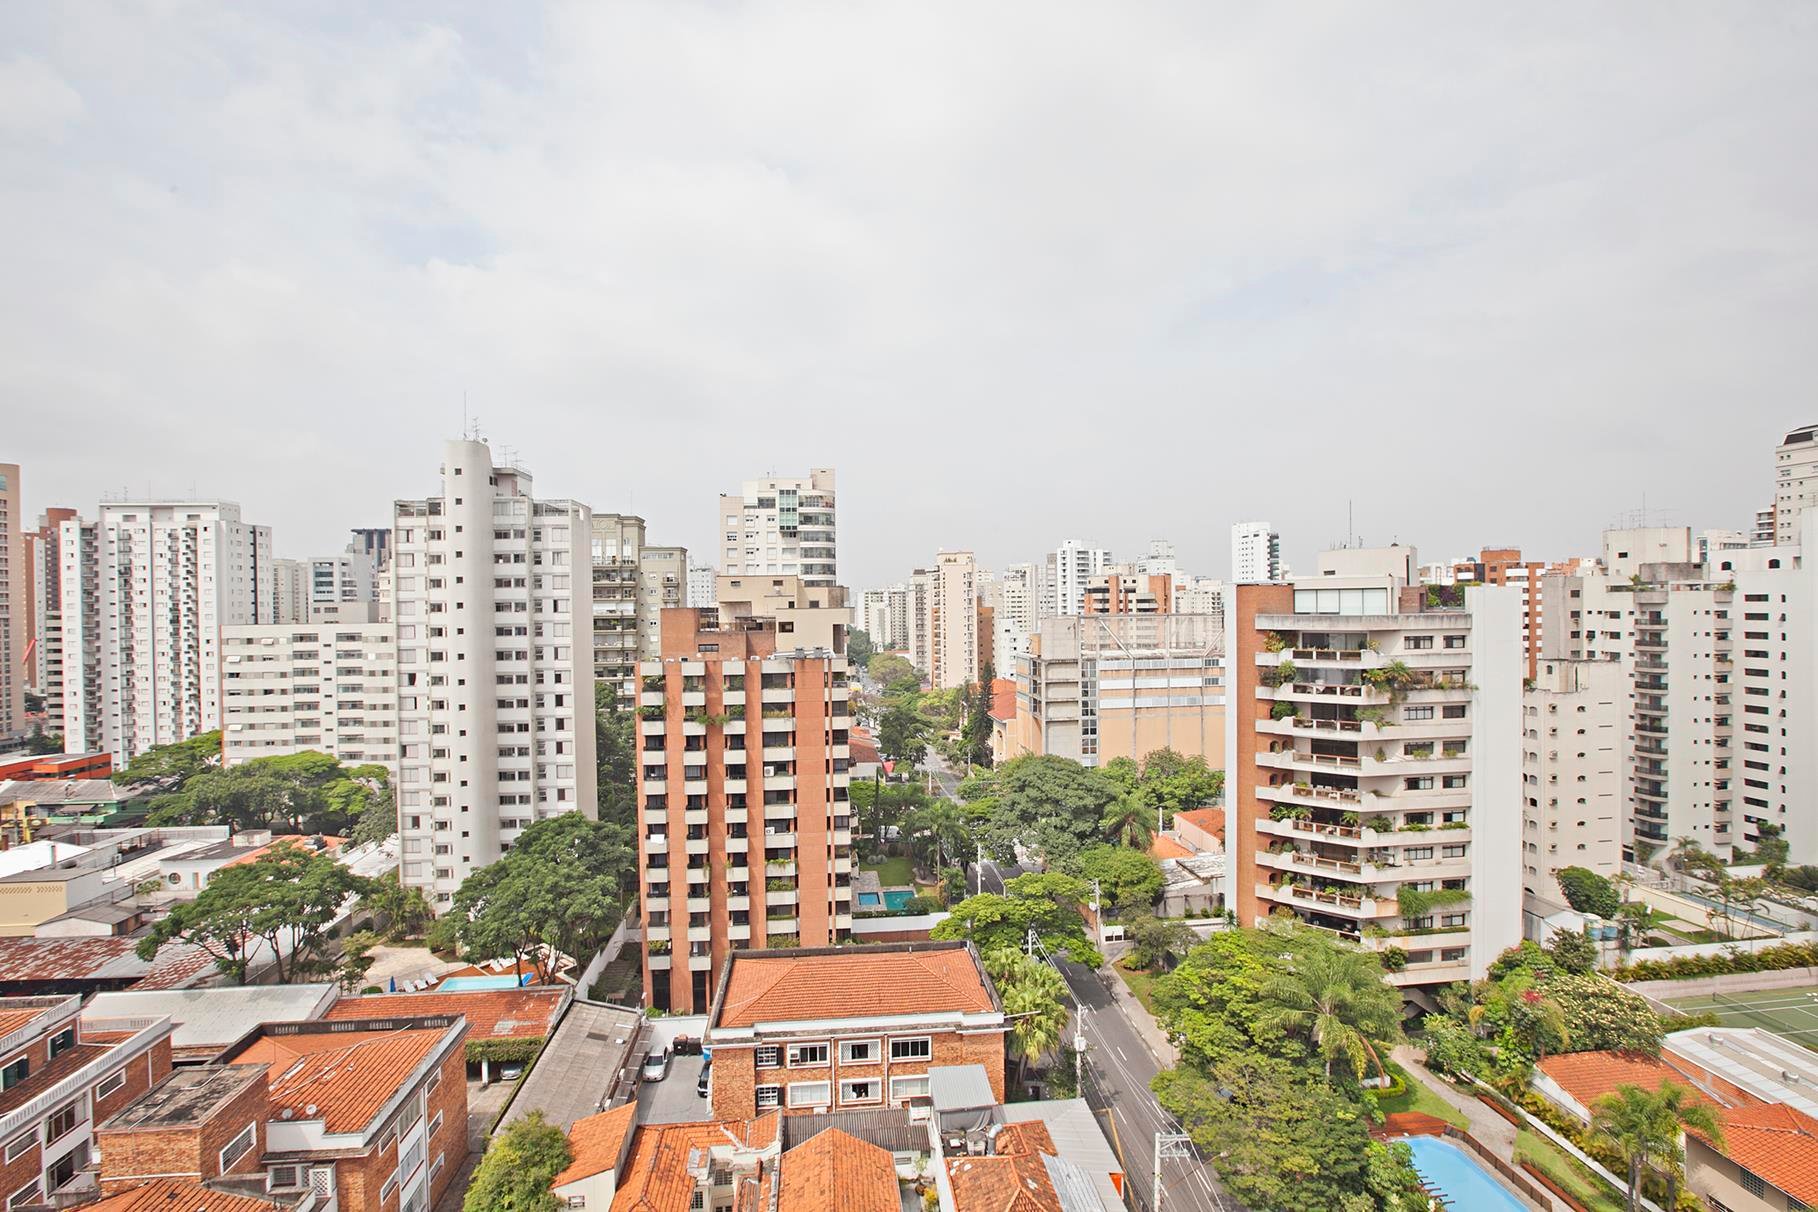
1663, 984, 1818, 1052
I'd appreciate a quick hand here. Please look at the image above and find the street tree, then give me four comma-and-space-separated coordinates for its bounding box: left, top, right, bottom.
1591, 1082, 1722, 1212
982, 948, 1071, 1084
1061, 845, 1162, 910
464, 1111, 570, 1212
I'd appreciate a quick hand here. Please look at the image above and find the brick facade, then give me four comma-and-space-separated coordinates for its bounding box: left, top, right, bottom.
97, 1064, 267, 1193
711, 1028, 1006, 1121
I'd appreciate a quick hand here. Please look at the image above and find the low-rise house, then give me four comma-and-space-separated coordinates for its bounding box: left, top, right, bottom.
82, 987, 340, 1065
323, 987, 568, 1081
548, 1104, 637, 1210
0, 995, 175, 1207
0, 938, 216, 998
159, 834, 346, 895
704, 942, 1006, 1120
1687, 1102, 1818, 1212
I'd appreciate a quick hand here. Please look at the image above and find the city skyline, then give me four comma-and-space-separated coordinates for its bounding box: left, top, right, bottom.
6, 4, 1816, 586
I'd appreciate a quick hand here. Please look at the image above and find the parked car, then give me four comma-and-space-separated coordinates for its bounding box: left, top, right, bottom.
640, 1048, 671, 1083
697, 1058, 712, 1098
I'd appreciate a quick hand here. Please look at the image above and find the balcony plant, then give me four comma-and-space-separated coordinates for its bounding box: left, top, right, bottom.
638, 705, 665, 721
1339, 812, 1360, 828
647, 939, 671, 954
1394, 887, 1470, 918
1398, 822, 1430, 832
766, 878, 796, 893
1270, 701, 1299, 720
1381, 946, 1407, 972
1262, 631, 1290, 653
1356, 706, 1389, 728
1365, 815, 1392, 832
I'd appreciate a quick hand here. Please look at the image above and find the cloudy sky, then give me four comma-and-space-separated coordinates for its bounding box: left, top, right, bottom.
4, 3, 1815, 586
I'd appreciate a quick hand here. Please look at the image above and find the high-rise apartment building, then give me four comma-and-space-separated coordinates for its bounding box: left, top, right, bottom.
347, 526, 392, 578
1139, 540, 1178, 577
860, 588, 890, 646
907, 568, 933, 675
391, 440, 597, 904
221, 621, 399, 770
1227, 564, 1523, 987
24, 507, 77, 727
687, 560, 717, 608
589, 513, 648, 706
638, 545, 688, 655
1174, 576, 1226, 630
1775, 424, 1818, 547
1009, 613, 1225, 769
719, 470, 837, 587
926, 551, 980, 690
272, 554, 377, 624
1752, 506, 1778, 548
1081, 570, 1173, 615
1520, 658, 1624, 897
989, 565, 1037, 678
637, 599, 854, 1013
1047, 540, 1111, 618
1231, 521, 1281, 585
0, 465, 24, 743
57, 501, 275, 763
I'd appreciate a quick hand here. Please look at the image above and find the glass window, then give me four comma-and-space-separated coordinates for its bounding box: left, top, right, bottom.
787, 1081, 831, 1108
889, 1037, 932, 1062
787, 1043, 829, 1067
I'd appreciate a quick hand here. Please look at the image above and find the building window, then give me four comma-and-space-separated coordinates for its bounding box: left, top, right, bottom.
1740, 1170, 1765, 1197
889, 1037, 932, 1062
839, 1080, 879, 1105
0, 1058, 27, 1090
47, 1029, 75, 1060
690, 1191, 706, 1212
1443, 635, 1466, 649
268, 1166, 303, 1192
755, 1085, 782, 1109
755, 1046, 781, 1068
1405, 635, 1434, 650
96, 1071, 126, 1100
2, 1133, 31, 1163
839, 1039, 879, 1065
7, 1181, 40, 1210
44, 1103, 79, 1145
427, 1069, 442, 1097
220, 1122, 257, 1172
787, 1043, 829, 1068
430, 1111, 444, 1138
787, 1081, 831, 1108
1403, 706, 1434, 721
890, 1075, 932, 1102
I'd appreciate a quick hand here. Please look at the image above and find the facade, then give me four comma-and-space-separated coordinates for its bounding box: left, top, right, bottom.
1008, 614, 1224, 769
271, 555, 375, 625
589, 513, 647, 706
1520, 658, 1624, 896
1046, 540, 1110, 618
1081, 570, 1173, 615
391, 440, 597, 904
637, 606, 855, 1014
347, 527, 391, 579
719, 470, 837, 588
986, 565, 1036, 680
1226, 567, 1524, 987
703, 942, 1006, 1121
637, 545, 688, 656
714, 576, 851, 655
1775, 424, 1818, 547
1753, 506, 1778, 548
925, 552, 980, 690
0, 994, 175, 1208
0, 466, 21, 744
1231, 521, 1281, 585
907, 568, 933, 676
1173, 576, 1226, 629
25, 508, 78, 733
57, 502, 276, 764
686, 560, 717, 609
220, 623, 399, 770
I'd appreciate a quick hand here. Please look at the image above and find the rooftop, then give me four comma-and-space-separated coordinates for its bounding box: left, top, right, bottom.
0, 936, 216, 989
99, 1064, 268, 1131
988, 678, 1017, 723
777, 1128, 898, 1212
1704, 1102, 1818, 1206
552, 1103, 637, 1188
1148, 834, 1192, 860
1171, 808, 1224, 844
608, 1116, 779, 1212
0, 779, 124, 807
1668, 1027, 1818, 1119
324, 987, 565, 1041
712, 942, 996, 1030
1535, 1050, 1725, 1114
84, 1178, 288, 1211
228, 1022, 457, 1135
169, 834, 345, 867
84, 985, 339, 1059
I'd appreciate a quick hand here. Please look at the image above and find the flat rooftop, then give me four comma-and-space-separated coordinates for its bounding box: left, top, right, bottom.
100, 1064, 268, 1131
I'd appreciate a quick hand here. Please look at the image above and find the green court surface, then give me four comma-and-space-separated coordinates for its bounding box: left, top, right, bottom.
1663, 984, 1818, 1051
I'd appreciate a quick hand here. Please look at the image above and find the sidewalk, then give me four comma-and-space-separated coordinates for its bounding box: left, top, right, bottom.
1390, 1045, 1516, 1157
1099, 945, 1178, 1067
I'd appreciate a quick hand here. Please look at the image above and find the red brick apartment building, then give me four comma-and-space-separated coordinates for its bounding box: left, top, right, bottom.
703, 942, 1007, 1121
0, 996, 173, 1208
637, 605, 855, 1014
93, 1016, 468, 1212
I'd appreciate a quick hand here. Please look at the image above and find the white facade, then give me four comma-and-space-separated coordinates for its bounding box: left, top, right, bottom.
1775, 424, 1818, 547
927, 551, 979, 690
1173, 576, 1226, 630
57, 501, 275, 763
719, 469, 837, 587
1139, 540, 1177, 577
221, 622, 399, 771
1048, 539, 1110, 618
686, 560, 717, 608
0, 466, 23, 742
908, 568, 933, 676
637, 546, 687, 658
392, 440, 597, 903
1521, 658, 1624, 894
272, 554, 375, 625
860, 589, 889, 647
1231, 521, 1280, 584
990, 564, 1038, 679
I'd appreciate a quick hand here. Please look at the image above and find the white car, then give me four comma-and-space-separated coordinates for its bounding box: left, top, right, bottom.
640, 1048, 671, 1083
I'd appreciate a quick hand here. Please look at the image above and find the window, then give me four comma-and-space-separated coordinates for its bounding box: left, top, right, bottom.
755, 1085, 782, 1109
430, 1111, 444, 1138
890, 1037, 932, 1062
96, 1070, 126, 1100
47, 1028, 75, 1059
268, 1166, 303, 1192
45, 1102, 80, 1144
1740, 1170, 1765, 1197
690, 1191, 707, 1212
220, 1122, 257, 1172
839, 1079, 879, 1104
1443, 635, 1466, 649
381, 1175, 399, 1204
8, 1181, 40, 1210
787, 1081, 831, 1108
1404, 635, 1434, 650
426, 1068, 442, 1097
2, 1133, 31, 1163
839, 1039, 879, 1064
1442, 704, 1467, 719
1403, 706, 1434, 721
0, 1058, 27, 1090
787, 1043, 829, 1068
890, 1075, 932, 1102
755, 1046, 781, 1068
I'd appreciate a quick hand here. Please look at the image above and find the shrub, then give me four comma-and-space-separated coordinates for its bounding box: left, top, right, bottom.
1554, 866, 1619, 918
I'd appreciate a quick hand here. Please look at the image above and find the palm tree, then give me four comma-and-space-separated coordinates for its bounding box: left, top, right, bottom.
1100, 794, 1154, 850
1590, 1082, 1723, 1211
984, 948, 1072, 1084
914, 801, 971, 877
1257, 943, 1401, 1079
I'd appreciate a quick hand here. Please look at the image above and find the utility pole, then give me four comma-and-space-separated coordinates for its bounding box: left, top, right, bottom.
1154, 1132, 1191, 1212
1074, 1006, 1087, 1097
975, 842, 984, 895
1025, 928, 1038, 958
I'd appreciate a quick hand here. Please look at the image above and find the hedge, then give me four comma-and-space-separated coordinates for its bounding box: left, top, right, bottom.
467, 1037, 545, 1065
1611, 940, 1818, 983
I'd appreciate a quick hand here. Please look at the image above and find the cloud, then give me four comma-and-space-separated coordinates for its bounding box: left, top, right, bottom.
0, 57, 84, 138
3, 3, 1816, 584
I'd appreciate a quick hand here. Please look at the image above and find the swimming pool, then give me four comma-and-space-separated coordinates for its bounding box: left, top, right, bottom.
857, 889, 916, 910
1400, 1136, 1526, 1211
439, 974, 528, 991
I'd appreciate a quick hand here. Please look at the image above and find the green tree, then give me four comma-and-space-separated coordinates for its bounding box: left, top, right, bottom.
1153, 920, 1340, 1070
595, 683, 638, 835
983, 948, 1070, 1083
464, 1111, 571, 1212
908, 800, 973, 875
1131, 749, 1224, 826
1755, 821, 1791, 876
1122, 913, 1197, 973
1554, 866, 1620, 918
867, 652, 921, 695
1061, 845, 1162, 910
138, 841, 374, 984
1256, 942, 1402, 1079
956, 663, 996, 769
362, 871, 434, 941
847, 628, 876, 668
876, 699, 929, 769
932, 873, 1101, 966
1098, 794, 1153, 849
967, 755, 1125, 869
1590, 1082, 1722, 1212
1547, 927, 1598, 975
339, 930, 381, 991
112, 731, 222, 789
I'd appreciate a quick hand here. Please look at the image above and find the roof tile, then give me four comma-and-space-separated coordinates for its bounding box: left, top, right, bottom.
555, 1103, 638, 1187
778, 1128, 898, 1212
716, 946, 992, 1028
1702, 1102, 1818, 1204
325, 988, 563, 1041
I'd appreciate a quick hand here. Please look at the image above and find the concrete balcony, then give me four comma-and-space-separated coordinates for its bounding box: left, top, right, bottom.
728, 923, 753, 942
645, 924, 671, 943
727, 895, 750, 911
764, 803, 796, 821
724, 837, 750, 855
683, 779, 708, 797
681, 691, 706, 708
644, 834, 670, 854
687, 896, 711, 912
761, 688, 795, 704
640, 720, 665, 737
642, 778, 668, 796
687, 926, 713, 943
767, 888, 799, 908
764, 831, 798, 848
764, 775, 796, 792
684, 809, 709, 826
1257, 849, 1364, 878
1258, 749, 1363, 774
763, 860, 797, 877
762, 747, 795, 762
724, 778, 748, 794
1258, 881, 1394, 920
685, 838, 709, 856
723, 690, 746, 706
724, 720, 746, 735
1259, 782, 1363, 809
641, 692, 665, 708
761, 716, 794, 731
648, 952, 671, 970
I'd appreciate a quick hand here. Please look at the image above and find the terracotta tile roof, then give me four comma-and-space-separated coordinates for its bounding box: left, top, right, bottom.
610, 1120, 770, 1212
747, 1110, 780, 1150
1705, 1102, 1818, 1204
716, 946, 993, 1028
988, 679, 1018, 722
325, 988, 563, 1041
260, 1027, 448, 1134
1148, 835, 1193, 860
947, 1152, 1061, 1212
993, 1122, 1055, 1158
1172, 808, 1224, 843
85, 1178, 285, 1210
1536, 1051, 1732, 1113
0, 1007, 48, 1038
554, 1103, 638, 1187
0, 937, 213, 988
0, 1043, 109, 1116
220, 834, 348, 870
848, 727, 881, 767
778, 1128, 898, 1212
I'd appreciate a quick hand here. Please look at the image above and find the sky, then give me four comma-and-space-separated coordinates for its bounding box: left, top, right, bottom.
4, 2, 1816, 588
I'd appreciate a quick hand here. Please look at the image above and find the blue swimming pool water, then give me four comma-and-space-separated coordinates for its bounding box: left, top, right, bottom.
1400, 1136, 1526, 1211
857, 892, 881, 907
882, 889, 915, 910
440, 974, 527, 991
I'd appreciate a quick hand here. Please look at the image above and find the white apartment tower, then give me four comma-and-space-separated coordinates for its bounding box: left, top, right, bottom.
392, 440, 597, 904
1231, 521, 1282, 584
58, 501, 275, 763
272, 554, 377, 625
1048, 539, 1111, 618
719, 470, 837, 588
927, 551, 980, 690
1521, 658, 1625, 896
990, 564, 1038, 678
1775, 424, 1818, 547
686, 560, 717, 608
0, 465, 23, 743
221, 621, 399, 771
